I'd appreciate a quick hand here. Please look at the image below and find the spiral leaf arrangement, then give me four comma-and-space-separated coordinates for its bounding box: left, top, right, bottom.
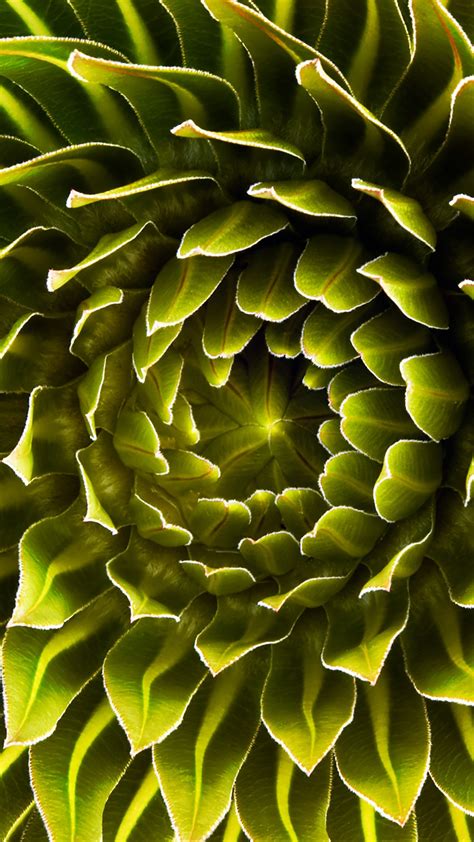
0, 1, 473, 839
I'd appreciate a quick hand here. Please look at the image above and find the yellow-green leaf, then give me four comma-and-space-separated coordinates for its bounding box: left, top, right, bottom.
262, 610, 355, 773
235, 727, 331, 842
153, 653, 268, 842
335, 649, 430, 826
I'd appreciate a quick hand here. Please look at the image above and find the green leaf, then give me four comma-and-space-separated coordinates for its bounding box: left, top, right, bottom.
102, 751, 174, 842
67, 0, 176, 65
158, 448, 220, 492
328, 361, 379, 413
427, 77, 474, 211
327, 768, 418, 842
70, 287, 137, 363
276, 486, 328, 539
47, 222, 152, 291
335, 649, 430, 826
133, 307, 182, 383
319, 451, 379, 511
10, 498, 126, 628
416, 776, 474, 842
245, 488, 281, 538
237, 241, 306, 322
202, 425, 270, 497
301, 303, 373, 368
2, 590, 126, 745
190, 337, 235, 388
129, 479, 192, 548
29, 679, 130, 842
104, 598, 214, 753
301, 506, 386, 571
0, 37, 144, 149
239, 531, 301, 576
400, 350, 470, 441
102, 752, 175, 842
137, 348, 184, 425
384, 0, 472, 160
4, 382, 88, 483
402, 561, 474, 704
428, 490, 474, 607
351, 307, 431, 386
340, 388, 420, 462
323, 576, 410, 684
361, 499, 434, 594
460, 279, 474, 299
0, 738, 32, 842
296, 59, 409, 184
107, 530, 200, 621
77, 342, 132, 439
235, 726, 331, 842
266, 308, 311, 359
200, 0, 328, 131
189, 498, 251, 548
317, 0, 411, 114
113, 407, 168, 474
428, 700, 474, 814
68, 50, 239, 142
258, 559, 351, 612
0, 307, 83, 392
451, 193, 474, 221
248, 179, 356, 218
19, 808, 59, 840
77, 432, 133, 534
178, 200, 287, 258
153, 653, 268, 842
358, 253, 449, 329
172, 121, 306, 162
0, 466, 77, 551
181, 548, 256, 597
262, 610, 355, 773
195, 586, 301, 674
269, 420, 327, 488
352, 179, 437, 249
374, 440, 442, 522
147, 254, 233, 330
203, 274, 261, 358
318, 418, 350, 456
207, 800, 245, 841
294, 235, 376, 313
67, 168, 218, 208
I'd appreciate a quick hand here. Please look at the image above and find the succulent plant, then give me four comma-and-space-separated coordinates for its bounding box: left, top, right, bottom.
0, 0, 473, 839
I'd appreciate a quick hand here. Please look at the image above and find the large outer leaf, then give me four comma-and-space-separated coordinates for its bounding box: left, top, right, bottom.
235, 726, 332, 842
402, 562, 474, 704
335, 649, 430, 826
30, 679, 131, 842
2, 590, 126, 745
102, 751, 174, 842
327, 769, 418, 841
323, 577, 410, 684
296, 58, 410, 184
416, 776, 474, 842
103, 598, 214, 753
262, 610, 355, 773
153, 652, 268, 842
11, 498, 126, 628
428, 700, 474, 814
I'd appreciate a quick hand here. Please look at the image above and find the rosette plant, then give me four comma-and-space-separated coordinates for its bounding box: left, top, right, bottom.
0, 0, 473, 839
